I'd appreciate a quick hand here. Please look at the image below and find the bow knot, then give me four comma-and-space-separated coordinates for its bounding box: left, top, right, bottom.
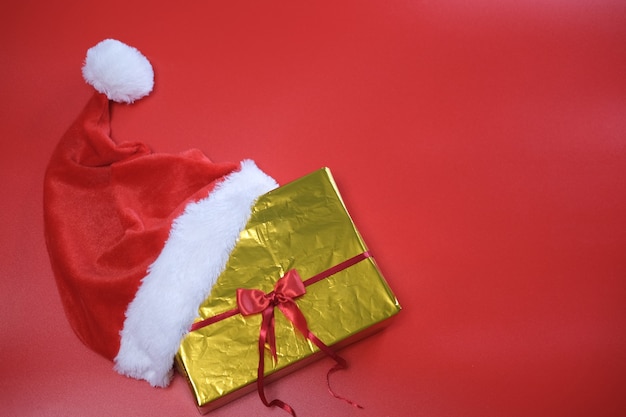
237, 269, 306, 316
268, 291, 287, 306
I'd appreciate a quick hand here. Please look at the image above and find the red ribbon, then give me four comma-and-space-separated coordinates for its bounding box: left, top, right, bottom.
191, 252, 371, 416
237, 270, 306, 367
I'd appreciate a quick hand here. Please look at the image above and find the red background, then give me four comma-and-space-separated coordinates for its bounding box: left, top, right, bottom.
2, 1, 626, 416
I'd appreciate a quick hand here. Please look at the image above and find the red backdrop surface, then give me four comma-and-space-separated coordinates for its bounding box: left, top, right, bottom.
1, 1, 625, 416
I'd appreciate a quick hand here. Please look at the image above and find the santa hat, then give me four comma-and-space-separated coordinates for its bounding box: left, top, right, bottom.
44, 39, 278, 387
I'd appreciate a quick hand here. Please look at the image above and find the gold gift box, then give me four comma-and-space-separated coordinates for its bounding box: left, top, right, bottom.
176, 168, 401, 413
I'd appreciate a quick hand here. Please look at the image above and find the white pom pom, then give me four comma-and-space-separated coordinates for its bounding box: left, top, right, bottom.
82, 39, 154, 103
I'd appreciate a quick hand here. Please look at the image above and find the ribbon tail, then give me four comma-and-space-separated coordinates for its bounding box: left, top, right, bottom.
325, 361, 364, 409
279, 301, 363, 410
257, 308, 297, 416
304, 330, 364, 409
267, 312, 278, 364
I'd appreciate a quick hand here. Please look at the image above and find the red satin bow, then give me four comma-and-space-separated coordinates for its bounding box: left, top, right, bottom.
237, 269, 362, 416
237, 270, 308, 368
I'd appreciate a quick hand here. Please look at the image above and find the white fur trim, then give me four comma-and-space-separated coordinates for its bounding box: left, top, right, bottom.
114, 160, 277, 387
82, 39, 154, 103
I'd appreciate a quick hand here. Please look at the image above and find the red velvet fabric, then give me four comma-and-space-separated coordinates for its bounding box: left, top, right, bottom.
43, 92, 238, 360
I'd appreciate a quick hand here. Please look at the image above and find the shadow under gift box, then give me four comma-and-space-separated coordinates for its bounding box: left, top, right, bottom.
175, 168, 402, 413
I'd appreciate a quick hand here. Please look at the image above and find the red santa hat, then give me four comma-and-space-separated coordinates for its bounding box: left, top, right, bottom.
44, 39, 278, 387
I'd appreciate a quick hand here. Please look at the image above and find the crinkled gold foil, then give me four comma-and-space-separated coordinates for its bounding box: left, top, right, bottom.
176, 168, 401, 412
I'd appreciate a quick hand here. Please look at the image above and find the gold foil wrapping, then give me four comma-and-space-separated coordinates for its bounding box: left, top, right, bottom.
176, 168, 401, 412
